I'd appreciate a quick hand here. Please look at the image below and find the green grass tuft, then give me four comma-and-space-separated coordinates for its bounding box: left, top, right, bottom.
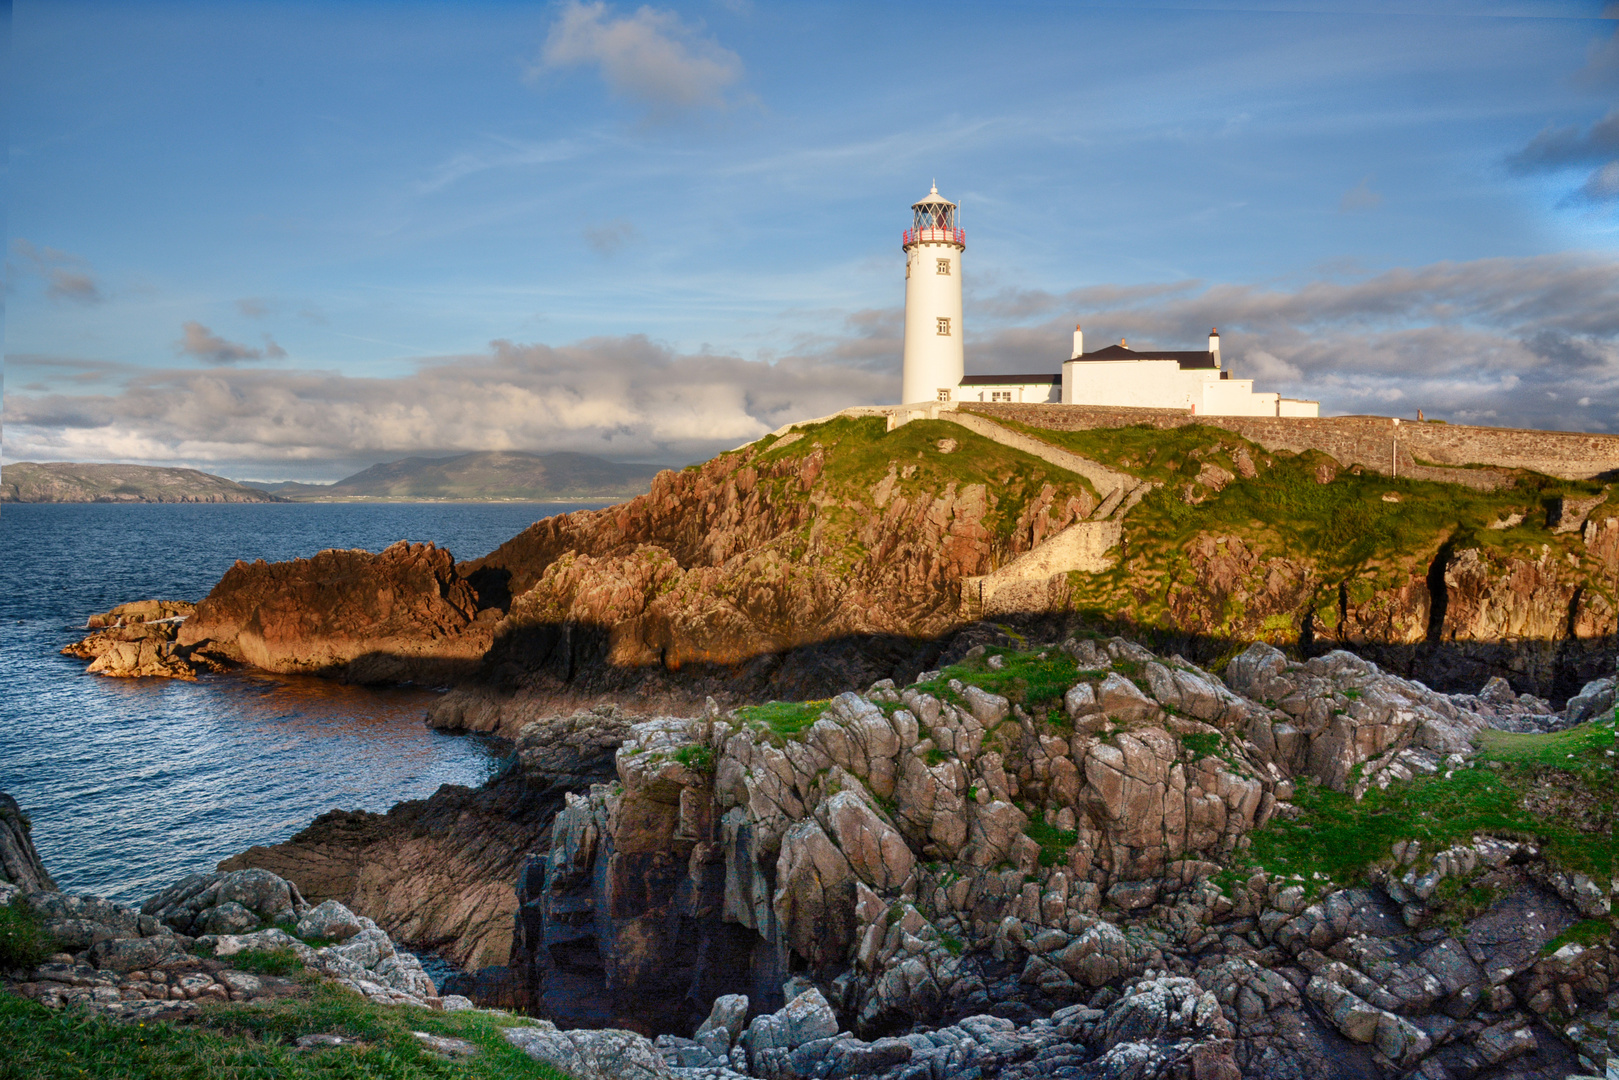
1541, 919, 1612, 955
227, 947, 307, 977
1023, 813, 1079, 869
672, 744, 715, 773
736, 700, 830, 740
1230, 716, 1615, 898
912, 647, 1078, 712
0, 897, 58, 971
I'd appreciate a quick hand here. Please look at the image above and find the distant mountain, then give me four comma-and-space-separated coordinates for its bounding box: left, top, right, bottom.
257, 451, 664, 502
1, 462, 284, 503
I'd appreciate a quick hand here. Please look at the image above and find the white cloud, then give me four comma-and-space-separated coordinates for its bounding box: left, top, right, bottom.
535, 0, 744, 116
4, 334, 891, 476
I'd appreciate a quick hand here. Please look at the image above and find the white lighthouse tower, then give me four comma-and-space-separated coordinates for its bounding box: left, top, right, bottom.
901, 184, 965, 404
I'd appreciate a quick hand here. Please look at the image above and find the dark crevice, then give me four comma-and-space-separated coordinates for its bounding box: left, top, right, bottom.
1424, 537, 1457, 647
1338, 580, 1349, 639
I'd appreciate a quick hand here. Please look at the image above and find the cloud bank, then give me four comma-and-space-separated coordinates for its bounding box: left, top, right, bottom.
5, 254, 1616, 478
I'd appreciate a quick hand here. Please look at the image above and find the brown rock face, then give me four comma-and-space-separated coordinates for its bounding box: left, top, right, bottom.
179, 541, 495, 683
219, 775, 548, 970
217, 710, 627, 971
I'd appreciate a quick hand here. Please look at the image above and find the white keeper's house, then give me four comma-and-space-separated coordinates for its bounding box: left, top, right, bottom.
899, 184, 1319, 418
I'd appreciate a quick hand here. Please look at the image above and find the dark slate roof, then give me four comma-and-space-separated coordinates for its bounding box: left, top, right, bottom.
958, 373, 1061, 385
1077, 344, 1217, 370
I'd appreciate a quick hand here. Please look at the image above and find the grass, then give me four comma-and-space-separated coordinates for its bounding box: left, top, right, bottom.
1023, 812, 1080, 869
227, 948, 308, 978
982, 416, 1616, 644
735, 699, 829, 740
672, 744, 715, 773
0, 983, 572, 1080
912, 646, 1080, 713
1223, 715, 1616, 899
743, 415, 1101, 572
1541, 919, 1612, 955
0, 896, 58, 971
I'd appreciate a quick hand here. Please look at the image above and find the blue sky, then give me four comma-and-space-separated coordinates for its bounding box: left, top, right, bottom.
5, 0, 1617, 479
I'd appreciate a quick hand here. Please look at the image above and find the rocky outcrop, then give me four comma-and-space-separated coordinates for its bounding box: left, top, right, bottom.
177, 540, 497, 683
217, 709, 627, 970
506, 632, 1608, 1080
60, 601, 225, 679
2, 869, 453, 1019
0, 793, 56, 892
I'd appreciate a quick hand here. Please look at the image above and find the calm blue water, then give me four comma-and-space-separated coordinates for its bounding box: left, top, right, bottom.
0, 502, 594, 906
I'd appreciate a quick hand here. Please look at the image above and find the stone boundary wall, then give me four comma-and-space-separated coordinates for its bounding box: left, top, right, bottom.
936, 410, 1138, 499
966, 403, 1619, 483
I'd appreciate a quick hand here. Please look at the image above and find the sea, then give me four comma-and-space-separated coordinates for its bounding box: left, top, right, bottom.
0, 501, 595, 908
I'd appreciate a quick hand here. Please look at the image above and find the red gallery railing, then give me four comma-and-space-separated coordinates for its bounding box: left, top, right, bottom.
902, 227, 966, 246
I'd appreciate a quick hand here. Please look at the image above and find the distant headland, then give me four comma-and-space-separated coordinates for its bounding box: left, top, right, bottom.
1, 450, 665, 504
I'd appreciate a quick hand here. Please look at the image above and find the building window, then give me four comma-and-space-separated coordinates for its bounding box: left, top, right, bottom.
936, 258, 951, 275
937, 389, 952, 402
991, 391, 1012, 402
936, 316, 951, 336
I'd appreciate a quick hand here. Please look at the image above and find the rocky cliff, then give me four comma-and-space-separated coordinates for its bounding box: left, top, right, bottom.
177, 540, 498, 683
65, 412, 1617, 720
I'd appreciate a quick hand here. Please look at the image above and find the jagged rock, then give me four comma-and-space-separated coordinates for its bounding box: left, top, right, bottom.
774, 821, 857, 969
176, 541, 493, 683
815, 791, 913, 890
220, 763, 561, 970
694, 993, 749, 1054
0, 793, 56, 891
1095, 673, 1160, 722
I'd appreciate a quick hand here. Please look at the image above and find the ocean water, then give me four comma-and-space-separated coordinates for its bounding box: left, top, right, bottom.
0, 501, 593, 906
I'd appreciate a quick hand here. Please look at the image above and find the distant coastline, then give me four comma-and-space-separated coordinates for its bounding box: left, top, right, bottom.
3, 450, 665, 504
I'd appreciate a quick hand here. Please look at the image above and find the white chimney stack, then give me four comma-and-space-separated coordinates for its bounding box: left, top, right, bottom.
1071, 323, 1084, 360
1208, 327, 1221, 367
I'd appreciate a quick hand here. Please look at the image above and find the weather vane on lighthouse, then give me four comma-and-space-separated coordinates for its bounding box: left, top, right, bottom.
901, 183, 965, 405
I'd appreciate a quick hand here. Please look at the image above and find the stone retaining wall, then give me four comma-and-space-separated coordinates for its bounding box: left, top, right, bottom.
966, 404, 1619, 482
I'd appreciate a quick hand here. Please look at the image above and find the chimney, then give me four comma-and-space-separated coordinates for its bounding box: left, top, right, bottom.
1071, 323, 1084, 360
1208, 327, 1221, 366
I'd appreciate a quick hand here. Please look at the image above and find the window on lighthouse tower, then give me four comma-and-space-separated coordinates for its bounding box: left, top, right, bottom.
936, 258, 951, 275
936, 317, 951, 336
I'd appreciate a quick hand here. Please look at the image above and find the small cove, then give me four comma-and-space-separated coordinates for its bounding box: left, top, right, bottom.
0, 501, 591, 906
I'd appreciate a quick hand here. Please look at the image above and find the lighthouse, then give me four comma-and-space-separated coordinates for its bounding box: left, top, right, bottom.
901, 184, 965, 404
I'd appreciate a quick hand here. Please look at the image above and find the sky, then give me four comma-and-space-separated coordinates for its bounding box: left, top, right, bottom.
4, 0, 1618, 481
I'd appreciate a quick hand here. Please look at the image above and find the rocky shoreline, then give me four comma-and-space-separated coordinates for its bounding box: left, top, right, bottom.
9, 624, 1615, 1077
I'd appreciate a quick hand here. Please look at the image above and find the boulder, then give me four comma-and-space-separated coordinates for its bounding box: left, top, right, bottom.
816, 790, 914, 891
296, 899, 364, 943
86, 935, 186, 973
504, 1022, 675, 1080
1095, 673, 1159, 722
